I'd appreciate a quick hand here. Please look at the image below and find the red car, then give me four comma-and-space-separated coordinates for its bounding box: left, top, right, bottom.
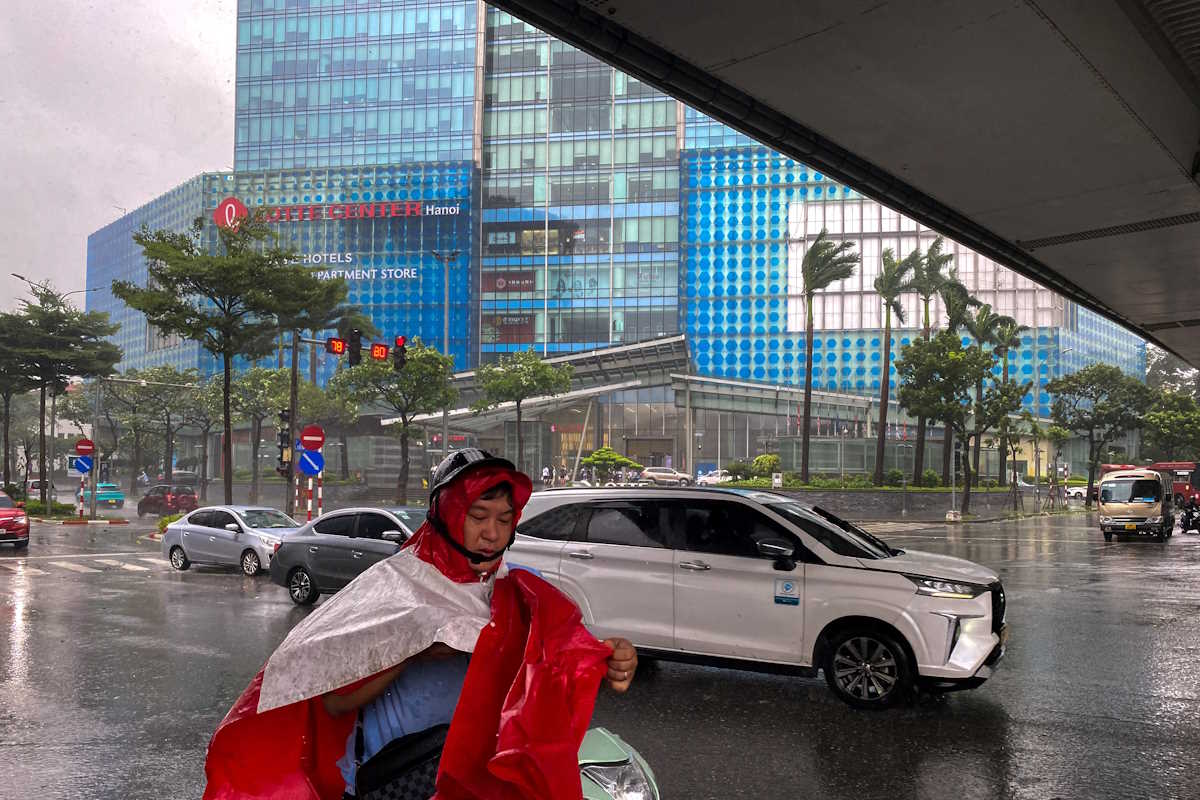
137, 484, 199, 517
0, 491, 29, 549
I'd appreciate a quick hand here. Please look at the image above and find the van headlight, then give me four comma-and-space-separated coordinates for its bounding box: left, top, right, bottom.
581, 760, 655, 800
1100, 516, 1113, 524
1146, 516, 1162, 524
905, 575, 986, 599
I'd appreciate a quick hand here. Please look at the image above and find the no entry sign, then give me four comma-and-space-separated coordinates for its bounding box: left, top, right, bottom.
299, 424, 325, 451
75, 438, 95, 456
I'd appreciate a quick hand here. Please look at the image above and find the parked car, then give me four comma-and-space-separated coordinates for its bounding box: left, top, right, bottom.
1065, 486, 1087, 500
507, 486, 1007, 709
697, 469, 734, 487
639, 466, 691, 486
163, 506, 301, 576
24, 478, 56, 496
78, 482, 125, 509
269, 507, 422, 605
137, 484, 198, 517
0, 491, 29, 549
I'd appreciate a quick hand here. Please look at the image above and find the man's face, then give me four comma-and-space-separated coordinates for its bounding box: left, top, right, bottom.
462, 492, 514, 572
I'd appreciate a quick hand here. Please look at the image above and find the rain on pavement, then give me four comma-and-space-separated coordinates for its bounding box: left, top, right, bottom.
2, 515, 1198, 799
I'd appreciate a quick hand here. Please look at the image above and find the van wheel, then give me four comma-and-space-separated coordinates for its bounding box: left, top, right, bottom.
1103, 532, 1113, 542
824, 628, 913, 710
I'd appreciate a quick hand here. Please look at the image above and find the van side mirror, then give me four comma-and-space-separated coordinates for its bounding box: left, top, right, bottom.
381, 530, 407, 543
757, 538, 797, 571
225, 522, 242, 533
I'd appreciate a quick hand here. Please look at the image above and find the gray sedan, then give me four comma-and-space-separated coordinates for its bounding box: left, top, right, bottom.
268, 507, 421, 605
163, 506, 301, 576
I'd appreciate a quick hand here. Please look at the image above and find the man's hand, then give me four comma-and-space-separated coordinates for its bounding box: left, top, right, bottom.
603, 637, 637, 693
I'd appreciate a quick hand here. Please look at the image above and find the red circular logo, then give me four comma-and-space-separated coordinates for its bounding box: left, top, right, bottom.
213, 197, 249, 229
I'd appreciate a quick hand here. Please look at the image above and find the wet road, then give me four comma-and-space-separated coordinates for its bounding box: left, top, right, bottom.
2, 516, 1199, 799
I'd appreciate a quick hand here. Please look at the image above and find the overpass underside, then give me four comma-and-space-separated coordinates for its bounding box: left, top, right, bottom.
492, 0, 1200, 364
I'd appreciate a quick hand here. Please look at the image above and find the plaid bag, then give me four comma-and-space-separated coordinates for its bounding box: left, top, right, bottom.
354, 718, 448, 800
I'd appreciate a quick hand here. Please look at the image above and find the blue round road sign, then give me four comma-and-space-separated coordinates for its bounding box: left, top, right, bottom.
75, 455, 93, 474
298, 450, 325, 476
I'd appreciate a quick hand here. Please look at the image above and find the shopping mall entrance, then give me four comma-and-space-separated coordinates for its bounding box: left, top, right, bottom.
624, 438, 675, 468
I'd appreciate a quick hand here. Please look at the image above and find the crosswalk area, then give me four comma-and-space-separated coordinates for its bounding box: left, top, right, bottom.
0, 553, 168, 578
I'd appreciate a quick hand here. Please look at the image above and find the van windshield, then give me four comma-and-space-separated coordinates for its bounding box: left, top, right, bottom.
1100, 479, 1161, 504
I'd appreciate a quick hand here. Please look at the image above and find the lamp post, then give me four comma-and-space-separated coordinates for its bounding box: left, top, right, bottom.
432, 249, 460, 467
898, 443, 914, 517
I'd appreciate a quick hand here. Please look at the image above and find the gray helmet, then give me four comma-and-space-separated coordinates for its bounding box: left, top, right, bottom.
429, 448, 517, 501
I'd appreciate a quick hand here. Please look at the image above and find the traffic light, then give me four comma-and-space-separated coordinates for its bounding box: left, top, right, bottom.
348, 329, 362, 366
276, 409, 292, 478
393, 335, 407, 371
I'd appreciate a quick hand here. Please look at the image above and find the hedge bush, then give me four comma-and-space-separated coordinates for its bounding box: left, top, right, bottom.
158, 513, 184, 534
24, 500, 75, 516
921, 468, 941, 488
884, 468, 904, 487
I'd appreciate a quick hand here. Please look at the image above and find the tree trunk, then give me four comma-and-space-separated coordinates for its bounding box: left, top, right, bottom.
38, 385, 47, 506
873, 308, 892, 485
942, 426, 953, 487
397, 426, 410, 505
163, 419, 174, 483
222, 353, 234, 504
515, 400, 524, 474
309, 334, 318, 385
972, 380, 983, 488
339, 431, 350, 480
1085, 434, 1097, 509
200, 431, 210, 503
960, 444, 973, 515
3, 393, 11, 489
800, 297, 815, 483
250, 417, 261, 504
912, 306, 931, 482
997, 357, 1009, 486
132, 434, 144, 501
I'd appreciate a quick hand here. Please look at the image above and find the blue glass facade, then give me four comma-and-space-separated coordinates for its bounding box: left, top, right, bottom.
235, 0, 480, 170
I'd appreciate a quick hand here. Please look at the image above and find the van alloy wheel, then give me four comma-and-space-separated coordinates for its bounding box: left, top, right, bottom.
832, 635, 900, 704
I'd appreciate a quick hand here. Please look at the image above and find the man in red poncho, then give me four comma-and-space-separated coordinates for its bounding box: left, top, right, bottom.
204, 449, 638, 800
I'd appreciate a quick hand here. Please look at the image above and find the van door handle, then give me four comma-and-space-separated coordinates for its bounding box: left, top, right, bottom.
679, 560, 711, 571
567, 551, 594, 560
308, 546, 319, 554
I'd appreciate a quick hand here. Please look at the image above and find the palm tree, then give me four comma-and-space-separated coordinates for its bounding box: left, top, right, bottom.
798, 229, 859, 483
907, 237, 955, 483
871, 248, 918, 485
992, 316, 1028, 486
937, 274, 982, 485
965, 304, 1003, 489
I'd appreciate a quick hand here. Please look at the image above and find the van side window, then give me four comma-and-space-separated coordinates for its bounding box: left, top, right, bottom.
585, 502, 664, 548
517, 504, 583, 541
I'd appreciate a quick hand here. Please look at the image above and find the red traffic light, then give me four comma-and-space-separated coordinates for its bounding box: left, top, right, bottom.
395, 335, 406, 348
325, 337, 346, 355
370, 343, 389, 360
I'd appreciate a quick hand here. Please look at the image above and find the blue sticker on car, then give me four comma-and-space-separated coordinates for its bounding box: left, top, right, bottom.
774, 578, 799, 606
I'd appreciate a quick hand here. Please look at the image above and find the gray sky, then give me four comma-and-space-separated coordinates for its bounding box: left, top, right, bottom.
0, 0, 236, 310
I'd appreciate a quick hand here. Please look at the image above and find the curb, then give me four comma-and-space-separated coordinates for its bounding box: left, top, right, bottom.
33, 517, 132, 526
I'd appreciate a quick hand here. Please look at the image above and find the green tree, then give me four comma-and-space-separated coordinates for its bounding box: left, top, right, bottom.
1145, 345, 1198, 399
230, 367, 290, 504
340, 341, 456, 504
872, 247, 917, 485
992, 316, 1028, 486
137, 366, 199, 484
964, 304, 1004, 487
22, 287, 121, 504
936, 274, 982, 485
579, 446, 643, 483
0, 312, 35, 487
104, 372, 169, 496
896, 331, 1023, 514
907, 236, 954, 482
751, 453, 781, 477
182, 378, 223, 502
472, 350, 573, 474
1142, 392, 1200, 461
300, 377, 361, 480
115, 217, 349, 503
1048, 364, 1155, 507
798, 229, 859, 482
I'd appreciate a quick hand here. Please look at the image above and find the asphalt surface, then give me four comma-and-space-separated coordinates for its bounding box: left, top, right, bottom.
2, 515, 1199, 799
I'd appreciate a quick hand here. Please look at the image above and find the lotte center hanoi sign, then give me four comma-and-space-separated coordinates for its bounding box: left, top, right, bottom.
212, 196, 462, 229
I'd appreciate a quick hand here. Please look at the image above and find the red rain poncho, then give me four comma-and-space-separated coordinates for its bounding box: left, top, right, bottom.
203, 466, 612, 800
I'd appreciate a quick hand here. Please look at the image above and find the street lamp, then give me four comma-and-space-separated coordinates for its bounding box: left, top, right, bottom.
11, 273, 102, 302
431, 249, 460, 467
898, 443, 914, 517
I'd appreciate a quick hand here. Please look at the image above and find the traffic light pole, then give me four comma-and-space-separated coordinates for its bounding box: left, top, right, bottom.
284, 333, 332, 517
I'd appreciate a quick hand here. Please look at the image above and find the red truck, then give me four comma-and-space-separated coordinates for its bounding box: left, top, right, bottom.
1150, 461, 1198, 506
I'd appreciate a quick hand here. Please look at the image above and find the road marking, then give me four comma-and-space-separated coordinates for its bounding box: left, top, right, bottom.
91, 558, 150, 572
14, 551, 148, 562
49, 561, 101, 574
0, 562, 47, 576
137, 557, 164, 566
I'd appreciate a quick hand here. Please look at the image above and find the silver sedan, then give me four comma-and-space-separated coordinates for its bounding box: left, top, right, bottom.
162, 505, 301, 576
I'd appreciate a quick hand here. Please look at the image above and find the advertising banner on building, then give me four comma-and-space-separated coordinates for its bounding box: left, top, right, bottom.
481, 272, 537, 292
482, 313, 535, 343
